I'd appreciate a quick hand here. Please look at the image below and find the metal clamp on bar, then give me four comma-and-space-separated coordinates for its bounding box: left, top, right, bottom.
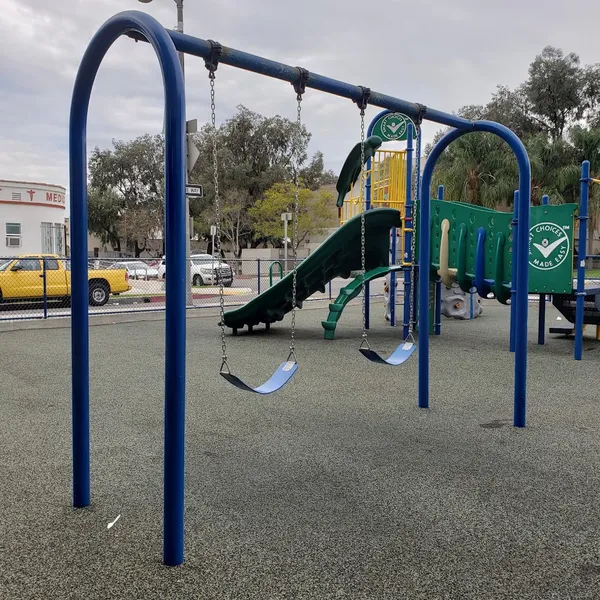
355, 86, 371, 114
413, 102, 427, 126
204, 39, 223, 75
293, 67, 310, 100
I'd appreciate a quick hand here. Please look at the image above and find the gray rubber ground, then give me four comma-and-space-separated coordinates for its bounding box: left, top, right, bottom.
0, 300, 599, 600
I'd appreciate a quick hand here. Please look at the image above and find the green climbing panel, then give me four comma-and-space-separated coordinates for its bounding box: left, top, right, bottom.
416, 200, 578, 297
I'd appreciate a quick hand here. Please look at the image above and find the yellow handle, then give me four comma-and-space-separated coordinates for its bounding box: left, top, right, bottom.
437, 219, 457, 287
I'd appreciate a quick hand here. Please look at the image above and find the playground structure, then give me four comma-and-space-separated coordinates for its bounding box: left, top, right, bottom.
70, 10, 533, 566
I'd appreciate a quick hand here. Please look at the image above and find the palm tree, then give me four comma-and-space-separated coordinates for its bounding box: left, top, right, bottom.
431, 133, 517, 209
557, 126, 600, 257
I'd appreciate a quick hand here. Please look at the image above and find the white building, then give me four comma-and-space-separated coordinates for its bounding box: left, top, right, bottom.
0, 179, 66, 256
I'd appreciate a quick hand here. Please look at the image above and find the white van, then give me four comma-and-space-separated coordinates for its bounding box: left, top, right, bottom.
157, 253, 234, 287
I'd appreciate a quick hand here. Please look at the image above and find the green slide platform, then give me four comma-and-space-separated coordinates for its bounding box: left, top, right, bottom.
222, 208, 401, 333
321, 265, 404, 340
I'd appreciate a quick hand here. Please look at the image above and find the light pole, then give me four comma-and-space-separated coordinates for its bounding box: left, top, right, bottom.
138, 0, 193, 305
281, 212, 292, 272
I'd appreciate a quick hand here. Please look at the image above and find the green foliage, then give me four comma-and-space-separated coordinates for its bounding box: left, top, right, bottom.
249, 183, 336, 246
429, 42, 600, 253
190, 105, 336, 256
88, 134, 164, 256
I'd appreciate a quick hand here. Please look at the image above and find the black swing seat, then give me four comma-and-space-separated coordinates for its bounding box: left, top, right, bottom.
220, 360, 298, 394
359, 341, 416, 366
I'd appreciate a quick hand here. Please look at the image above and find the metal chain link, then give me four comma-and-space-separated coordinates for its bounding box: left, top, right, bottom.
289, 96, 302, 360
407, 125, 421, 340
359, 109, 369, 348
209, 74, 229, 373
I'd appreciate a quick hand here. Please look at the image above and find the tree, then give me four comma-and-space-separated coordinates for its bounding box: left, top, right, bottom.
190, 105, 334, 255
88, 188, 122, 252
88, 134, 165, 256
523, 46, 588, 141
249, 182, 336, 246
430, 133, 516, 208
299, 151, 337, 190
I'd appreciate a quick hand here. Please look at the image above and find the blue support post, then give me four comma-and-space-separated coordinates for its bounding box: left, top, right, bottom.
403, 123, 414, 339
538, 194, 549, 345
434, 185, 444, 335
70, 11, 187, 565
575, 161, 590, 360
419, 123, 530, 427
390, 230, 397, 326
510, 190, 519, 353
42, 257, 48, 320
257, 259, 261, 296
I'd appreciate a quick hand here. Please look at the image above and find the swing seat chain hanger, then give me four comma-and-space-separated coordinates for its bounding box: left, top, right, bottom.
354, 86, 371, 115
293, 67, 310, 101
204, 39, 223, 76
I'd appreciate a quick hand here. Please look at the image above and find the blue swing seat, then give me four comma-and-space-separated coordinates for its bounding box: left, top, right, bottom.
359, 341, 416, 366
221, 360, 298, 394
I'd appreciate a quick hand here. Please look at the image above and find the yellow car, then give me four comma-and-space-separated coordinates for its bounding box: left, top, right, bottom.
0, 254, 131, 306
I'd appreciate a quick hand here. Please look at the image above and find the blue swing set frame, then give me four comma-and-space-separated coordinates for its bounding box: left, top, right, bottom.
69, 10, 532, 566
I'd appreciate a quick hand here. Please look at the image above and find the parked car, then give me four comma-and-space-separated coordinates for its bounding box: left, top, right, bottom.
157, 253, 234, 287
112, 260, 160, 280
0, 254, 131, 306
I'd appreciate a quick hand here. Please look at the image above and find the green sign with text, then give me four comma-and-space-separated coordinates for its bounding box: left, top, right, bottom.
371, 112, 417, 142
528, 204, 577, 293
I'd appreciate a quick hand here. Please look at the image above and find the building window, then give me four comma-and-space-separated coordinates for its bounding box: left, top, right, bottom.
11, 192, 21, 201
41, 222, 65, 254
5, 223, 21, 249
54, 223, 64, 255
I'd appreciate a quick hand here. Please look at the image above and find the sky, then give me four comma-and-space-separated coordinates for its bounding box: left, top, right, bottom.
1, 0, 600, 214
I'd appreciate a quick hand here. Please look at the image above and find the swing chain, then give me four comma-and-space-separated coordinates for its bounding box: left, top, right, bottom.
289, 92, 303, 357
356, 87, 370, 348
207, 67, 229, 372
407, 124, 421, 341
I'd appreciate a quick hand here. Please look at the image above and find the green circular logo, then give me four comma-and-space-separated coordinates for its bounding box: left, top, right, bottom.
528, 222, 570, 271
372, 113, 416, 142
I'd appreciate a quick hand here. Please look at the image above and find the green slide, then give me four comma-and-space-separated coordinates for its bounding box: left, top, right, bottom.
222, 208, 401, 333
321, 265, 404, 340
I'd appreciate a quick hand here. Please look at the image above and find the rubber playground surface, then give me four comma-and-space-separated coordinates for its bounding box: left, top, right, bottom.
1, 300, 599, 599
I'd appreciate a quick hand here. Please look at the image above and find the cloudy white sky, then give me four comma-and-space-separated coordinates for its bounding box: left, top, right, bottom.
1, 0, 600, 213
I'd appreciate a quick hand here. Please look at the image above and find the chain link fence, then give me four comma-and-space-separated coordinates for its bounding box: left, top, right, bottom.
0, 254, 598, 323
0, 256, 388, 322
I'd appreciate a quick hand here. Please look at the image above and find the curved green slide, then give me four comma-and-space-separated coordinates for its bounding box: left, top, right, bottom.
321, 264, 404, 339
222, 208, 401, 333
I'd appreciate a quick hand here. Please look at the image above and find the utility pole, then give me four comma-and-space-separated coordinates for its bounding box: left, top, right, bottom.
138, 0, 195, 306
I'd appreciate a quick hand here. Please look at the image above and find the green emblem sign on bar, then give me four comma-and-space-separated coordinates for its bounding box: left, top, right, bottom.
371, 112, 417, 142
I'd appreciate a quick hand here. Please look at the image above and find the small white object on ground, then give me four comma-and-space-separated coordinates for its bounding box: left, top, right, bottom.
107, 514, 121, 530
557, 317, 562, 321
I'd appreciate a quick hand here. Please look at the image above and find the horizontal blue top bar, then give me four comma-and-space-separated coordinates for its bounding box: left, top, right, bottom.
129, 29, 474, 131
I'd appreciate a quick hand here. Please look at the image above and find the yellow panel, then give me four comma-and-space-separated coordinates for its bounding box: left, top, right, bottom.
339, 148, 411, 263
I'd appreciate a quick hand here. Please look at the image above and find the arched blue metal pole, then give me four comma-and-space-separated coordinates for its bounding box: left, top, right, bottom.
434, 185, 444, 335
419, 122, 531, 428
575, 161, 590, 360
509, 190, 519, 353
403, 123, 414, 338
538, 194, 549, 345
69, 10, 187, 565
